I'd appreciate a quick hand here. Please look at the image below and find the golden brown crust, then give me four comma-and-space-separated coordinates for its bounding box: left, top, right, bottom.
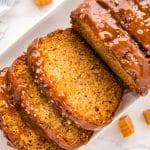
27, 28, 123, 130
0, 68, 62, 150
8, 55, 93, 149
97, 0, 150, 57
71, 0, 150, 94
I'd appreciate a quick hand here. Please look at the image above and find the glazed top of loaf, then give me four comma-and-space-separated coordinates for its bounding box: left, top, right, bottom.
71, 0, 150, 93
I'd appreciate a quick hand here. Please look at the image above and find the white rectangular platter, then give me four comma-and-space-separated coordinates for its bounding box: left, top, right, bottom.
0, 0, 149, 149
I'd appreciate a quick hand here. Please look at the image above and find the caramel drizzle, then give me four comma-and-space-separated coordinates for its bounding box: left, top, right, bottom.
97, 0, 150, 57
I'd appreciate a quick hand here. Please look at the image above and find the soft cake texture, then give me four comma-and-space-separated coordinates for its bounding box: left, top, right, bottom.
27, 28, 123, 130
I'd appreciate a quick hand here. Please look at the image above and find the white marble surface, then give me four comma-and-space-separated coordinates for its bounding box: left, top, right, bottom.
0, 0, 150, 150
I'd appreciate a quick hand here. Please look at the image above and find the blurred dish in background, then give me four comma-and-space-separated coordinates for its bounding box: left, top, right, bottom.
0, 0, 15, 16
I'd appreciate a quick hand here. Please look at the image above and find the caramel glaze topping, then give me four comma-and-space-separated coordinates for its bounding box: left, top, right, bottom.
0, 68, 14, 109
134, 0, 150, 13
0, 68, 8, 104
97, 0, 150, 57
71, 0, 150, 93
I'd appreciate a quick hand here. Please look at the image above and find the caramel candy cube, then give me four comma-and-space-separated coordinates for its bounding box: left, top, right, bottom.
35, 0, 52, 6
143, 109, 150, 125
118, 115, 134, 137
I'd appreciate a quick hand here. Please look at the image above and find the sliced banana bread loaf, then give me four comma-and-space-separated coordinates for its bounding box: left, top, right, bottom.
27, 28, 123, 130
0, 68, 61, 150
8, 55, 92, 149
71, 0, 150, 94
97, 0, 150, 57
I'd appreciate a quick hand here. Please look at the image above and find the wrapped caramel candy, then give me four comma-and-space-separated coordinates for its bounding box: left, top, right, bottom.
118, 115, 134, 137
143, 109, 150, 125
35, 0, 52, 6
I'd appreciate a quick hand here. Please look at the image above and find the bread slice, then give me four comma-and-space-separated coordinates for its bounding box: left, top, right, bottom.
8, 55, 92, 149
71, 0, 150, 94
27, 28, 123, 130
97, 0, 150, 57
0, 68, 62, 150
